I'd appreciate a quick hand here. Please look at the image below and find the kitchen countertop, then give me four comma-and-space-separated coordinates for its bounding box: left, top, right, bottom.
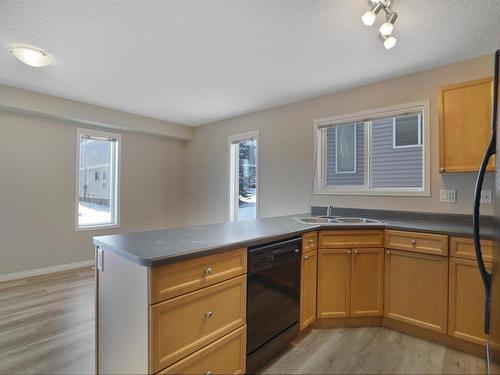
93, 210, 495, 267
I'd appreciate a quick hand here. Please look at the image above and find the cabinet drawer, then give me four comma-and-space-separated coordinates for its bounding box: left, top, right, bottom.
319, 230, 384, 249
150, 248, 247, 303
150, 275, 246, 373
159, 326, 246, 375
450, 237, 493, 262
385, 230, 448, 256
302, 231, 318, 252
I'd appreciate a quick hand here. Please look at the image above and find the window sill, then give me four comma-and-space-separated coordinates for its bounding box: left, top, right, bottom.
75, 224, 120, 232
313, 188, 430, 197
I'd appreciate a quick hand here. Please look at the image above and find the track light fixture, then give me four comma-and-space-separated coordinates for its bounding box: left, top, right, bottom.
361, 0, 398, 49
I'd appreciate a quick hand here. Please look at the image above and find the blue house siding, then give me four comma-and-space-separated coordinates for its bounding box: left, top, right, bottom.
326, 123, 365, 186
371, 117, 423, 188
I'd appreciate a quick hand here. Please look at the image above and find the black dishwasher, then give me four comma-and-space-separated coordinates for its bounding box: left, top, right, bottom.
246, 237, 302, 373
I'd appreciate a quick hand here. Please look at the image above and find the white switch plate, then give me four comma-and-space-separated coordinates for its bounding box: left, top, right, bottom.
481, 190, 493, 204
440, 189, 456, 203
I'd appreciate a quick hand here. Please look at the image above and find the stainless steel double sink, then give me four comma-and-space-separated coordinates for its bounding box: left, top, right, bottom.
294, 216, 383, 225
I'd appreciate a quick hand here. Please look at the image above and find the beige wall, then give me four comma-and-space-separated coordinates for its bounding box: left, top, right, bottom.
0, 111, 186, 274
184, 55, 496, 225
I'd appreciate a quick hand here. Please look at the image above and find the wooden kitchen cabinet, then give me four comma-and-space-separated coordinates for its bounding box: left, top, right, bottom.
448, 257, 492, 345
317, 248, 351, 318
300, 249, 317, 331
438, 77, 495, 173
351, 248, 384, 317
317, 247, 384, 319
384, 249, 448, 333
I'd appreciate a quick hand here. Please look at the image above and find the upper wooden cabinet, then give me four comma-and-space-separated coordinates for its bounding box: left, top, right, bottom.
438, 77, 495, 173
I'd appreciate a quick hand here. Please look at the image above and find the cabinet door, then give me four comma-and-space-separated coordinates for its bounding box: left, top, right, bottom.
384, 250, 448, 333
300, 250, 317, 331
351, 248, 384, 317
317, 248, 351, 318
438, 77, 495, 173
449, 257, 492, 345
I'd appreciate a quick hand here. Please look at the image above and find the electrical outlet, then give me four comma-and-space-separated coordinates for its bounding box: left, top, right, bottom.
440, 189, 456, 203
481, 190, 493, 204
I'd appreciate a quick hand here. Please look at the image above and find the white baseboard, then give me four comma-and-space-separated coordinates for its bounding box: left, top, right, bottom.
0, 259, 94, 282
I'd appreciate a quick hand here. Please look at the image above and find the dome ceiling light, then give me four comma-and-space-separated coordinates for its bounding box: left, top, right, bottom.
361, 0, 398, 50
9, 45, 54, 67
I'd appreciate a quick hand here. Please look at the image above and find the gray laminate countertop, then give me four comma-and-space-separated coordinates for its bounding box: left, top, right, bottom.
93, 210, 494, 267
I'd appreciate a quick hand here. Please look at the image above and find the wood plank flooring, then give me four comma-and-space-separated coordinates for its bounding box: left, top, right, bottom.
0, 267, 495, 374
262, 327, 494, 374
0, 267, 95, 374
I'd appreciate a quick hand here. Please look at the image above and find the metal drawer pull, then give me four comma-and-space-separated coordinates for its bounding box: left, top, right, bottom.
347, 250, 352, 254
205, 371, 212, 375
293, 248, 300, 253
354, 250, 358, 254
204, 267, 213, 275
205, 311, 214, 319
304, 255, 309, 260
410, 240, 417, 245
386, 250, 391, 255
308, 239, 314, 244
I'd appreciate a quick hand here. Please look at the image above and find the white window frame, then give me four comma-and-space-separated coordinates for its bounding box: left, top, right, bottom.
313, 100, 430, 196
75, 128, 121, 231
392, 113, 422, 149
228, 131, 259, 222
335, 124, 357, 174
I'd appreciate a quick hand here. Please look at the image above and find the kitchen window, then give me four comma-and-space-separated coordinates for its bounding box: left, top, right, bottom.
314, 101, 430, 196
76, 128, 121, 230
229, 131, 259, 221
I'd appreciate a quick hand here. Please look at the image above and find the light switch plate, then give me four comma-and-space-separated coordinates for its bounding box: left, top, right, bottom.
481, 190, 493, 204
440, 189, 456, 203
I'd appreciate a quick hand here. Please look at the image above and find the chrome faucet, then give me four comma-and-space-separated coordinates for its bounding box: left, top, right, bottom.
326, 205, 334, 217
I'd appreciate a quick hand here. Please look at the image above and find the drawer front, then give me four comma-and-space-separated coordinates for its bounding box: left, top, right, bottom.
302, 231, 318, 252
150, 275, 246, 373
159, 326, 246, 375
150, 248, 247, 303
385, 230, 448, 256
450, 236, 493, 262
319, 230, 384, 249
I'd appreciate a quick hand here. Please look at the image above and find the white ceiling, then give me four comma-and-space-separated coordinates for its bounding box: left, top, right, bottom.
1, 1, 499, 126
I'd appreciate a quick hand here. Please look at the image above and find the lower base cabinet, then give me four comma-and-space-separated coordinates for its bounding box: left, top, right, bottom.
159, 325, 246, 374
300, 250, 317, 330
448, 257, 492, 345
384, 249, 448, 333
317, 248, 384, 318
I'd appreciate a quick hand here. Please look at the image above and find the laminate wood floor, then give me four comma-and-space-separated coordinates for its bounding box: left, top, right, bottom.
0, 267, 495, 374
0, 267, 95, 375
262, 327, 493, 375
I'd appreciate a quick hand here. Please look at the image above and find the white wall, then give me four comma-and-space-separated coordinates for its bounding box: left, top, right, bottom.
0, 111, 186, 274
184, 54, 495, 225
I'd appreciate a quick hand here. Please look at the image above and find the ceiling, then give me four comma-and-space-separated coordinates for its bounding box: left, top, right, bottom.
1, 1, 499, 127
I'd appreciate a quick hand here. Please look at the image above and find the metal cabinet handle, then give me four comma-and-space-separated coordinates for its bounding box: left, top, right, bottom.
410, 240, 417, 245
204, 267, 213, 275
293, 248, 300, 253
354, 250, 358, 254
205, 371, 212, 375
308, 239, 314, 244
347, 250, 352, 254
386, 250, 391, 255
205, 311, 214, 319
304, 255, 309, 260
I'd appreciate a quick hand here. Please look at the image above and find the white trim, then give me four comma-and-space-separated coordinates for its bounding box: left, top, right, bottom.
314, 100, 431, 196
0, 260, 94, 282
335, 124, 357, 174
75, 128, 121, 231
228, 131, 260, 222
